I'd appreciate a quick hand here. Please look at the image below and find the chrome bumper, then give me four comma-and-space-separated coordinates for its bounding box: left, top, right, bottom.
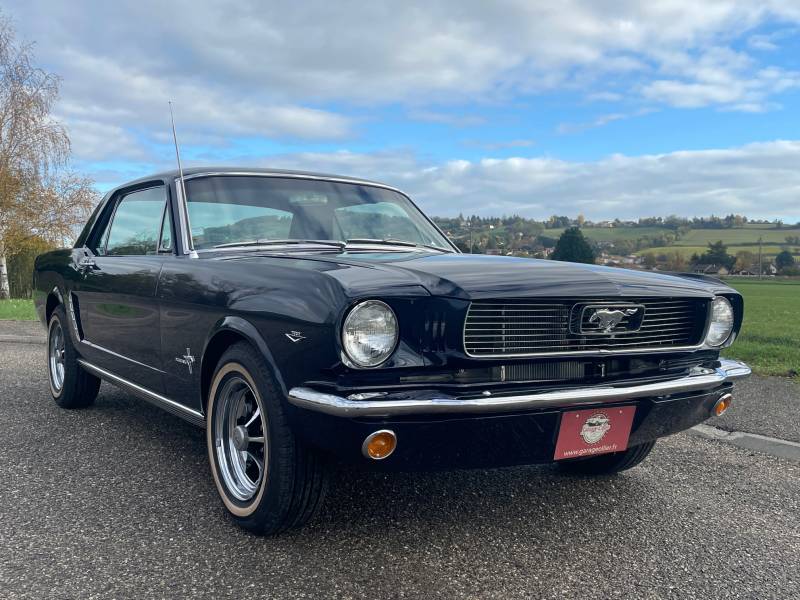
288, 359, 751, 418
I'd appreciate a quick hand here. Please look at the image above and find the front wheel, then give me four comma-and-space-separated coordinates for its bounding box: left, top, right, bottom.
206, 342, 328, 535
556, 441, 656, 475
47, 305, 100, 409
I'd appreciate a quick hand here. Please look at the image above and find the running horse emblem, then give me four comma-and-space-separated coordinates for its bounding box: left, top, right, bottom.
588, 308, 639, 333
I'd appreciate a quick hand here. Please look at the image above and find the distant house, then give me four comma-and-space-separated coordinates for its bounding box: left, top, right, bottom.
731, 263, 778, 276
618, 255, 642, 265
693, 264, 729, 276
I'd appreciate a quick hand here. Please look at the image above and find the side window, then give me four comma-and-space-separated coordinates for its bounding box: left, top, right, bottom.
159, 203, 173, 253
105, 187, 167, 256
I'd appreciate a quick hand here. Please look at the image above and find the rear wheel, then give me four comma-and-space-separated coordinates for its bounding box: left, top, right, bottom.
556, 441, 656, 475
206, 342, 328, 535
47, 305, 100, 409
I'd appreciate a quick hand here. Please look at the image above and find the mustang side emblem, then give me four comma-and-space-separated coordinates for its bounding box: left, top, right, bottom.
175, 348, 195, 374
588, 307, 639, 333
580, 413, 612, 445
285, 331, 306, 343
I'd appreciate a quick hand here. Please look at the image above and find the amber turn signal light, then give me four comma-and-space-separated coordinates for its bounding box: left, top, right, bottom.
362, 430, 397, 460
713, 393, 733, 417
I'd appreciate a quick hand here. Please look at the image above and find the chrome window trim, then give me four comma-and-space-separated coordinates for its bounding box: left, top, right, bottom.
173, 179, 196, 256
180, 170, 405, 192
462, 298, 713, 359
174, 172, 460, 254
77, 359, 205, 427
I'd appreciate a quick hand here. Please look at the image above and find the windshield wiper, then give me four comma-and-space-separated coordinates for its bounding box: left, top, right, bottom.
344, 238, 453, 253
212, 239, 346, 250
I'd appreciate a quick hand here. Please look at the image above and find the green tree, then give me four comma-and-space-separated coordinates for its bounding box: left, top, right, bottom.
701, 241, 734, 269
551, 227, 595, 264
0, 14, 96, 298
775, 250, 795, 271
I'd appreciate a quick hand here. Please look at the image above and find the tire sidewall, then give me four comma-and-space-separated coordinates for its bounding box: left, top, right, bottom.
47, 311, 67, 400
207, 360, 271, 519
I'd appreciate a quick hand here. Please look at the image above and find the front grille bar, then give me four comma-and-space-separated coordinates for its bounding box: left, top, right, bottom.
464, 298, 709, 357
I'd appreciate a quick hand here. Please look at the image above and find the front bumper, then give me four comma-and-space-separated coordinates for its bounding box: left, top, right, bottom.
288, 359, 751, 417
286, 359, 750, 470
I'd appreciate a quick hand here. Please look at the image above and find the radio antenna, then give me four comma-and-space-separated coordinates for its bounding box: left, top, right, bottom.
168, 101, 188, 204
168, 101, 197, 257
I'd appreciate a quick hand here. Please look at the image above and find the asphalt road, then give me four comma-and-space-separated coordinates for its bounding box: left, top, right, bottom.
1, 340, 798, 599
709, 374, 800, 443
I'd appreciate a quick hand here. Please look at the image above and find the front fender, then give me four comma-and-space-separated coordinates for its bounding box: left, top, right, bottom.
202, 315, 288, 397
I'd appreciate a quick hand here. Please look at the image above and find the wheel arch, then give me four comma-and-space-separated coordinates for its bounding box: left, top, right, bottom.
200, 316, 287, 410
45, 286, 64, 323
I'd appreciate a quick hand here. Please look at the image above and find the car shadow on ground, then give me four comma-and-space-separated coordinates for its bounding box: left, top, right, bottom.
86, 382, 652, 537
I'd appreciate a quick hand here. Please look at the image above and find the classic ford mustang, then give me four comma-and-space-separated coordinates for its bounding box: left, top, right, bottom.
34, 168, 750, 534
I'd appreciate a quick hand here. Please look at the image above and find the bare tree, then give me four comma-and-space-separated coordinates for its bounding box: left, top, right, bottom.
0, 13, 95, 299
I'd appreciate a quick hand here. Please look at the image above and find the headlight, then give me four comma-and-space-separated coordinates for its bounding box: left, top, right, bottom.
342, 300, 398, 367
705, 296, 734, 347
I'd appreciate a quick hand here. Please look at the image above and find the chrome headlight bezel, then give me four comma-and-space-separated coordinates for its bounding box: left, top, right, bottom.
341, 300, 399, 368
704, 296, 735, 347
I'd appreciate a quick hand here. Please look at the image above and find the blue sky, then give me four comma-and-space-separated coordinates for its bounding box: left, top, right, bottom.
5, 1, 800, 221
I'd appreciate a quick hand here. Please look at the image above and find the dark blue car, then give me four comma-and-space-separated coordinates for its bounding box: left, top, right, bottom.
34, 168, 750, 534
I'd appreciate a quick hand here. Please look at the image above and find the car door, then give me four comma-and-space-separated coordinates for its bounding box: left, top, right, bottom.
72, 185, 173, 392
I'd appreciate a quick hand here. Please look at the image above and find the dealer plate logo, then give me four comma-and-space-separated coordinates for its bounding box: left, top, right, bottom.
579, 412, 612, 445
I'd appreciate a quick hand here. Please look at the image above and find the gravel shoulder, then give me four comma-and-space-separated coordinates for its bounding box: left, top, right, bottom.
0, 319, 44, 343
1, 342, 798, 599
708, 374, 800, 443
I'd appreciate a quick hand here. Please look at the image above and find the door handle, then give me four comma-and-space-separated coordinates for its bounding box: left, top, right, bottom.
78, 257, 98, 271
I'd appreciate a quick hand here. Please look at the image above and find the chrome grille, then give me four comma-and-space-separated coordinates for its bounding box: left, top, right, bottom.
464, 298, 708, 356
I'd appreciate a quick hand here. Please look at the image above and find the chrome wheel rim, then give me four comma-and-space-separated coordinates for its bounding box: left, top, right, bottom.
213, 375, 267, 502
48, 319, 66, 392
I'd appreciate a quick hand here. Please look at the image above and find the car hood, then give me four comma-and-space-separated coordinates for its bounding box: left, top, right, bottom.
217, 251, 732, 300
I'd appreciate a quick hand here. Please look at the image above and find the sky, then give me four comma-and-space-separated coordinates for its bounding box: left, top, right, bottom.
5, 0, 800, 221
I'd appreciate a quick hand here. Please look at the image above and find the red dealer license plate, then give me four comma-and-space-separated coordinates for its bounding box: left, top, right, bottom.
554, 406, 637, 460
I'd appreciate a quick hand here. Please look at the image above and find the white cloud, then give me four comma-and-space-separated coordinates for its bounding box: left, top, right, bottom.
9, 1, 800, 109
5, 0, 800, 169
235, 141, 800, 221
641, 47, 800, 110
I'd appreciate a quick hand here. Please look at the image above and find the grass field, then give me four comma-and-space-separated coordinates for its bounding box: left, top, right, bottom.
637, 244, 800, 260
676, 227, 800, 246
722, 279, 800, 378
547, 226, 672, 242
0, 299, 37, 320
548, 225, 800, 247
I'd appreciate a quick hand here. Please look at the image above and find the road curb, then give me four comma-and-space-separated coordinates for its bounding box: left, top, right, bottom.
0, 335, 46, 345
690, 423, 800, 462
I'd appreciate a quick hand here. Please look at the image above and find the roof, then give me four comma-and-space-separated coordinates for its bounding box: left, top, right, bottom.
110, 166, 397, 194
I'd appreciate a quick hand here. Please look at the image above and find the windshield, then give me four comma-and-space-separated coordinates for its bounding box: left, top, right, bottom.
183, 175, 453, 252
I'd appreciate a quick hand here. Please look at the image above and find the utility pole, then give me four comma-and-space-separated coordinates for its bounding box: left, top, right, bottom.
469, 220, 473, 254
758, 236, 762, 279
